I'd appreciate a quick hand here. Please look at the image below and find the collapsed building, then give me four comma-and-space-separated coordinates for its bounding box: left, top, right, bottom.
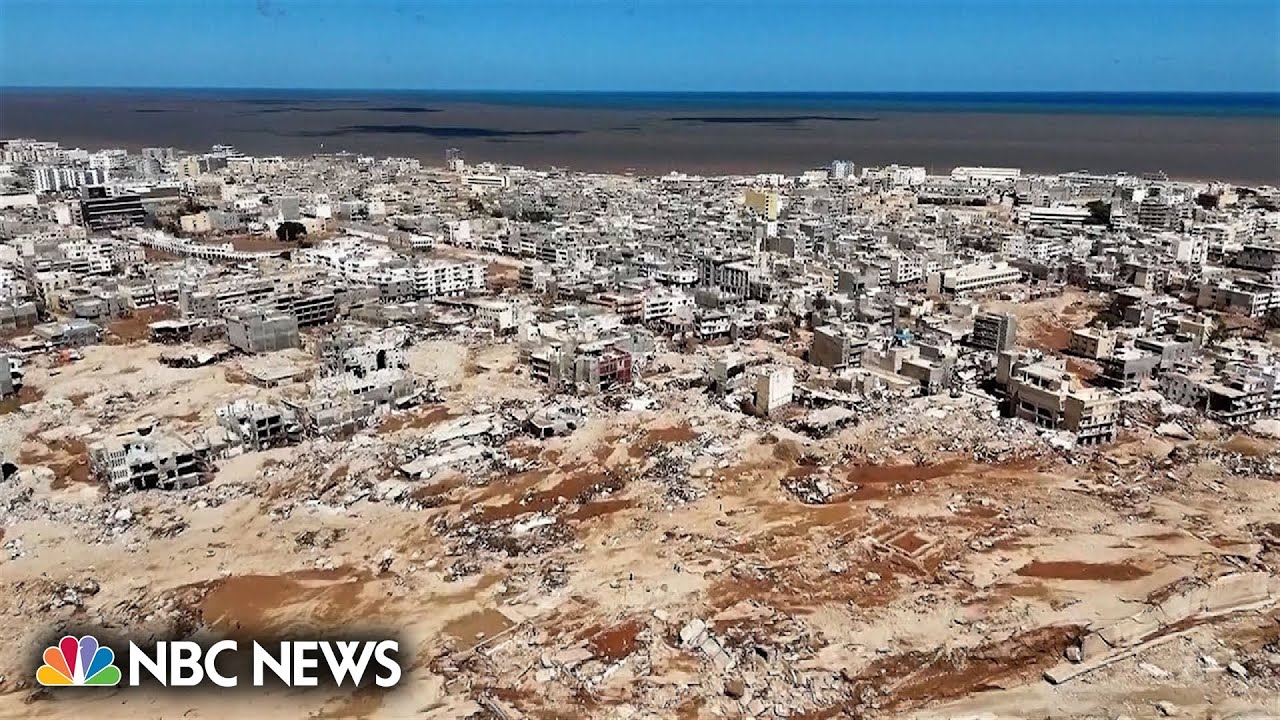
88, 427, 208, 491
317, 326, 408, 377
216, 399, 301, 451
530, 340, 634, 395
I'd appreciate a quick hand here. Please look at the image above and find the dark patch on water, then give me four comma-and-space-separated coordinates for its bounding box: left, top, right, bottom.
293, 124, 581, 138
255, 106, 442, 114
368, 106, 441, 114
668, 115, 878, 124
236, 98, 308, 105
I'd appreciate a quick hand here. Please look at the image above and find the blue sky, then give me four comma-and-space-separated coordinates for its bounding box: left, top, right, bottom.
1, 0, 1277, 92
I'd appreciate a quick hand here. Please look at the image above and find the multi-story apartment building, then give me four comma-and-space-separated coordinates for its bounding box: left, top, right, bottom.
180, 277, 275, 318
970, 312, 1018, 352
999, 352, 1118, 445
276, 288, 338, 328
810, 323, 869, 370
31, 165, 107, 194
225, 307, 300, 354
1161, 364, 1280, 427
1235, 244, 1280, 272
1196, 279, 1280, 318
888, 254, 924, 285
1068, 327, 1117, 359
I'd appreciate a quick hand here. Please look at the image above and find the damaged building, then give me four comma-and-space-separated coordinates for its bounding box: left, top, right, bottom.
88, 428, 208, 491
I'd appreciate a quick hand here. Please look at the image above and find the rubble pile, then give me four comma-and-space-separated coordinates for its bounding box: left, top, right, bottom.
781, 473, 838, 504
446, 512, 576, 560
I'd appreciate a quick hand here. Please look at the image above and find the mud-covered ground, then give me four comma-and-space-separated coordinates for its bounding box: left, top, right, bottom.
1, 328, 1278, 719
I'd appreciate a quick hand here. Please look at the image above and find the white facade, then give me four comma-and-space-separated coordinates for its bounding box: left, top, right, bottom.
934, 262, 1025, 295
951, 166, 1021, 184
1020, 206, 1092, 225
32, 165, 106, 193
753, 366, 795, 416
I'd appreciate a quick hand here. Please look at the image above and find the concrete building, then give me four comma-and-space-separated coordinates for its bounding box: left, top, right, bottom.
314, 368, 423, 410
1134, 335, 1196, 372
465, 299, 517, 332
896, 343, 958, 395
744, 188, 780, 220
1001, 352, 1118, 444
225, 307, 300, 353
32, 165, 106, 194
80, 191, 146, 230
811, 324, 868, 370
1019, 206, 1092, 226
286, 395, 374, 438
0, 302, 39, 332
32, 318, 100, 348
951, 166, 1021, 184
319, 327, 406, 378
216, 400, 299, 451
179, 213, 214, 234
1068, 327, 1117, 360
1235, 244, 1280, 272
1063, 389, 1120, 446
0, 353, 22, 398
1161, 364, 1279, 427
89, 429, 207, 492
277, 288, 338, 328
575, 345, 633, 394
929, 262, 1024, 296
752, 366, 795, 417
1196, 279, 1280, 318
970, 312, 1018, 352
1137, 196, 1177, 230
1099, 346, 1160, 390
695, 311, 732, 339
530, 339, 634, 395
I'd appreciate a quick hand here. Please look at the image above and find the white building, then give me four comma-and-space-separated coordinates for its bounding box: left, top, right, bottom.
951, 166, 1022, 184
32, 165, 106, 194
464, 174, 510, 191
862, 164, 926, 187
752, 366, 795, 417
1019, 206, 1092, 226
930, 262, 1024, 296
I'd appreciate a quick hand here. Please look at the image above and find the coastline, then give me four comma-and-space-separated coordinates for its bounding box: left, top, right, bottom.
1, 89, 1277, 184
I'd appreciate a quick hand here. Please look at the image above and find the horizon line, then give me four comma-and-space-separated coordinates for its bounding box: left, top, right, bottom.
2, 86, 1278, 96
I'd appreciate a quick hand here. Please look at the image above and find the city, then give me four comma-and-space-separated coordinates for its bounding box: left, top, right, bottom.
0, 136, 1277, 718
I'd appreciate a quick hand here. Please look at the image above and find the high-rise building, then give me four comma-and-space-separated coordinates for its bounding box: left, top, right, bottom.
744, 188, 780, 220
31, 165, 106, 194
446, 148, 466, 172
80, 187, 146, 230
971, 312, 1018, 352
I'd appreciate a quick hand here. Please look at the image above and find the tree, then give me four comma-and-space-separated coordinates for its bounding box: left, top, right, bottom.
1085, 200, 1112, 226
179, 197, 208, 215
1206, 321, 1231, 348
1265, 308, 1280, 332
1195, 193, 1219, 210
276, 221, 307, 244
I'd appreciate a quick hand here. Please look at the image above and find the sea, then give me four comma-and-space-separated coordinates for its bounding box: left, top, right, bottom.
1, 89, 1277, 183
